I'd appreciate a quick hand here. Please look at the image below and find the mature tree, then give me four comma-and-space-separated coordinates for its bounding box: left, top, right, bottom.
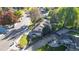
29, 7, 42, 23
42, 25, 51, 36
48, 7, 79, 31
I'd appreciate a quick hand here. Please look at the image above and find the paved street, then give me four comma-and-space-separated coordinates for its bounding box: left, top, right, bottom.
0, 40, 14, 51
0, 14, 31, 51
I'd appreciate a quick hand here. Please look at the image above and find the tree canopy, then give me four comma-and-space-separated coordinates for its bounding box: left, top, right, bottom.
48, 7, 79, 31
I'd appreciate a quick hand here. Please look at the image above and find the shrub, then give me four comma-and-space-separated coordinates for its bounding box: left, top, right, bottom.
14, 10, 23, 18
37, 44, 67, 51
18, 34, 29, 49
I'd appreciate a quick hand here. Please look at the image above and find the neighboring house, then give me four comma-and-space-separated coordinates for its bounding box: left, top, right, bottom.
59, 35, 73, 45
29, 31, 42, 39
56, 28, 70, 35
33, 19, 51, 31
48, 40, 60, 47
28, 19, 51, 42
71, 35, 79, 49
48, 34, 76, 50
48, 34, 61, 47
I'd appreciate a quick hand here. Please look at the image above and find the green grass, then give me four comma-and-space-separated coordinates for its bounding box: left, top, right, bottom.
37, 44, 67, 51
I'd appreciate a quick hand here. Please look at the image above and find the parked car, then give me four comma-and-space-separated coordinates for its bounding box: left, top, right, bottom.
0, 26, 8, 34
